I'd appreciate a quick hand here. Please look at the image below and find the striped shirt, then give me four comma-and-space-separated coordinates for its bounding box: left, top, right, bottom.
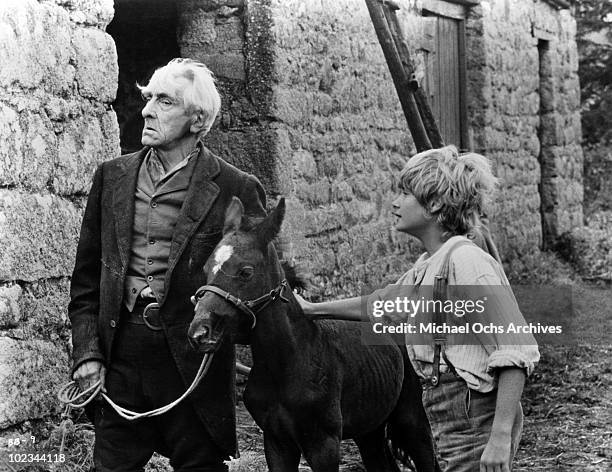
369, 235, 540, 393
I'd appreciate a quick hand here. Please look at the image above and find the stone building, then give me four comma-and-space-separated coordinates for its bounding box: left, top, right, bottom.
0, 0, 582, 433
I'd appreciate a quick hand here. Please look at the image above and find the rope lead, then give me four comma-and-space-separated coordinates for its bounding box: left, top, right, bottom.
57, 353, 213, 420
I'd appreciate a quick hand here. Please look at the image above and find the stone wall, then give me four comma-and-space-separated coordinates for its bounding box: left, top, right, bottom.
534, 3, 584, 246
0, 0, 584, 432
0, 0, 119, 428
252, 0, 427, 298
469, 0, 583, 264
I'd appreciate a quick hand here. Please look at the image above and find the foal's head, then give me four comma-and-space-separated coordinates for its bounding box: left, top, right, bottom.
188, 197, 285, 353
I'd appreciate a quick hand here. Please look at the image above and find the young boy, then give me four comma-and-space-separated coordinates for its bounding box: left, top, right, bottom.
295, 146, 539, 472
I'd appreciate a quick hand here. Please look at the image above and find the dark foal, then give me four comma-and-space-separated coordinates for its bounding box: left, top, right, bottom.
188, 197, 439, 472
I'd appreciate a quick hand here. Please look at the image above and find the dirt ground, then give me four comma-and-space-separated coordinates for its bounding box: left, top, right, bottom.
1, 283, 609, 472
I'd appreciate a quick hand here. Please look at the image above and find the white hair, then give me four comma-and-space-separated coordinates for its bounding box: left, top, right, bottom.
138, 58, 221, 137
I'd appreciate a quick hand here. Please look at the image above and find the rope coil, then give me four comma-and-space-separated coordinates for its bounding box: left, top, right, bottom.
57, 353, 213, 421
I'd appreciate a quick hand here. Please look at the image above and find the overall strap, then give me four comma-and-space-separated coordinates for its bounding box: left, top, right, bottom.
431, 239, 476, 386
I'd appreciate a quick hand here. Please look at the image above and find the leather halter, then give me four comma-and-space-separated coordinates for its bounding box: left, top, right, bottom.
191, 279, 290, 329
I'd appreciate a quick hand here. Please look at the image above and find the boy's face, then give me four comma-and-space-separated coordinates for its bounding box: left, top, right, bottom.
391, 190, 431, 235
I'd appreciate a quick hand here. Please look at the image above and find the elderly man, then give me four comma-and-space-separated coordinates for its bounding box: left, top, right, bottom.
69, 58, 266, 471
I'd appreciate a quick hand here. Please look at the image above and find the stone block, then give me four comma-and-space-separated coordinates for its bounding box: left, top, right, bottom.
198, 54, 246, 81
313, 92, 334, 117
0, 191, 81, 282
213, 17, 245, 53
0, 337, 69, 428
0, 0, 74, 93
42, 95, 83, 123
0, 285, 22, 330
206, 126, 279, 192
484, 127, 507, 151
0, 279, 71, 342
53, 110, 119, 195
179, 12, 217, 50
0, 101, 118, 195
72, 26, 118, 101
19, 278, 71, 343
295, 181, 331, 206
0, 104, 56, 191
272, 88, 313, 126
331, 180, 353, 202
47, 0, 114, 28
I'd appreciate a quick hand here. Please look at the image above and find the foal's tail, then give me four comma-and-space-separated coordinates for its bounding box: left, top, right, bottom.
386, 403, 441, 472
386, 423, 416, 471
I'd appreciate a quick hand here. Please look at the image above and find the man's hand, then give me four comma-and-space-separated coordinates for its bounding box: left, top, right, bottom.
73, 360, 106, 394
480, 430, 511, 472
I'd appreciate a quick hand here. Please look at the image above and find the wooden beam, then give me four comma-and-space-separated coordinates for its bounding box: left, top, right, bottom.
444, 0, 480, 6
365, 0, 432, 151
457, 19, 469, 150
422, 0, 467, 20
383, 5, 444, 148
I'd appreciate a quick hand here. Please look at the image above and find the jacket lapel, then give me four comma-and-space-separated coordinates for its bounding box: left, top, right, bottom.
113, 149, 147, 268
163, 148, 221, 303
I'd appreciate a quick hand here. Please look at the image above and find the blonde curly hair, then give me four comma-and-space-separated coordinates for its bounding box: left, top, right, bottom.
399, 145, 499, 235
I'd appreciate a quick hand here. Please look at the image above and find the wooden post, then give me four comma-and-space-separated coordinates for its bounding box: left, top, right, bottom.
364, 0, 432, 151
382, 3, 445, 148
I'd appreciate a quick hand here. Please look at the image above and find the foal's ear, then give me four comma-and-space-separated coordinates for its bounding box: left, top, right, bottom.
223, 197, 244, 235
257, 198, 285, 245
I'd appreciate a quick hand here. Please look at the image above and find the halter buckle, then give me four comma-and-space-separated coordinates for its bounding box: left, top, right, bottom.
278, 280, 290, 303
192, 280, 290, 332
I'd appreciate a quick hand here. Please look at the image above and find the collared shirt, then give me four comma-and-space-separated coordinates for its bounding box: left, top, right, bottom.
368, 235, 540, 393
146, 145, 200, 187
123, 144, 201, 311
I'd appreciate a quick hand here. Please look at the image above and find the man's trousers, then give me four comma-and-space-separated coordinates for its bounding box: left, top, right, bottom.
93, 316, 228, 472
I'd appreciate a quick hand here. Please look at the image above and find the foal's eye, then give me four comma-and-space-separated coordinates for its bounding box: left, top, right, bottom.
238, 266, 255, 280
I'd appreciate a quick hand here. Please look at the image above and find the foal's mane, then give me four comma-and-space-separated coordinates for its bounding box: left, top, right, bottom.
239, 215, 310, 292
280, 260, 310, 292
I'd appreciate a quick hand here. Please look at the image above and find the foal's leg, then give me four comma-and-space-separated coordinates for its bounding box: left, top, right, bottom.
354, 425, 401, 472
263, 431, 301, 472
300, 433, 341, 472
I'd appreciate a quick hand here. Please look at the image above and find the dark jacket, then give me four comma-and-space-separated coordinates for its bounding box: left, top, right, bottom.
68, 146, 266, 456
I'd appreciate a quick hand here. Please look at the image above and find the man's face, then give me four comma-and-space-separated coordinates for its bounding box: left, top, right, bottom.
140, 75, 195, 150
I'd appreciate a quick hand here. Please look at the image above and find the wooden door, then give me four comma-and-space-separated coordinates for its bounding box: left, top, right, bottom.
422, 5, 469, 149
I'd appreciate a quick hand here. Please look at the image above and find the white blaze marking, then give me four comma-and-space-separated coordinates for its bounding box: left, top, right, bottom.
212, 244, 233, 275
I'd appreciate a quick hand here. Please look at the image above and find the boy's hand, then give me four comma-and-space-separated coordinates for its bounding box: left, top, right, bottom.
293, 291, 317, 319
381, 310, 405, 325
480, 431, 511, 472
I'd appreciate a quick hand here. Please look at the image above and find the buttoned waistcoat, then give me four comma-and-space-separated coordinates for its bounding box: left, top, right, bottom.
68, 145, 266, 456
